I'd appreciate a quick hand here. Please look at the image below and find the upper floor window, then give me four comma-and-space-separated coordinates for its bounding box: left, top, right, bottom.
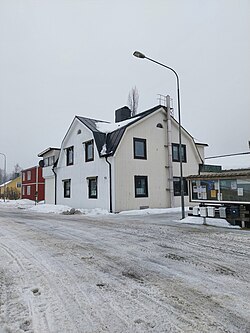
85, 140, 94, 162
172, 143, 187, 163
63, 179, 71, 198
44, 156, 55, 167
134, 175, 148, 197
27, 171, 31, 180
66, 146, 74, 166
134, 138, 147, 159
22, 173, 25, 181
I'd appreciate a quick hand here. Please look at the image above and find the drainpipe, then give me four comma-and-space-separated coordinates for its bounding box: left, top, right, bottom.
166, 95, 174, 207
105, 156, 113, 213
52, 165, 57, 205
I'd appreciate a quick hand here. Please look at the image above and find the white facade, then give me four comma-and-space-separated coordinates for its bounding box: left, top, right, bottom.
39, 106, 207, 212
38, 148, 60, 204
55, 119, 110, 210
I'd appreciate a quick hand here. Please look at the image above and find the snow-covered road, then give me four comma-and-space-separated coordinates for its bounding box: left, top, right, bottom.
0, 206, 249, 333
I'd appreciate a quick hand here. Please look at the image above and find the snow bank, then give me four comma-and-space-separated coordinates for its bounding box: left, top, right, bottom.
0, 200, 241, 228
118, 207, 184, 215
178, 216, 241, 229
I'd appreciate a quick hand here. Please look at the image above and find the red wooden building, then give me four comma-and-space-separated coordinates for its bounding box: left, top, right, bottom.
21, 166, 45, 202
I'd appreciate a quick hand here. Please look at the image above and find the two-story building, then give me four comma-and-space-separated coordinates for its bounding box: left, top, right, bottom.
39, 105, 207, 212
21, 166, 45, 202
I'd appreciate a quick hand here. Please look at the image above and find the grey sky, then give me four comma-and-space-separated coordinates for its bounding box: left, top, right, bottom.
0, 0, 249, 172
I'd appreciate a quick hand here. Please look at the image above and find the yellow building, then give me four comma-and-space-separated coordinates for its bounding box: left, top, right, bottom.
0, 175, 21, 200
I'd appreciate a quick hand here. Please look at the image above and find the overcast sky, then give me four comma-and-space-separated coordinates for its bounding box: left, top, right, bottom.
0, 0, 249, 172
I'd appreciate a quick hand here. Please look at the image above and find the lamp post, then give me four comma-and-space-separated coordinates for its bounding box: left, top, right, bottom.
133, 51, 185, 219
0, 152, 7, 202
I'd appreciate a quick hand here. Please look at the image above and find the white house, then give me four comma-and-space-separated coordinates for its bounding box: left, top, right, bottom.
39, 105, 207, 212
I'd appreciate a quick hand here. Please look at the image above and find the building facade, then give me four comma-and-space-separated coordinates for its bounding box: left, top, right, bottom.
40, 105, 207, 212
21, 166, 45, 202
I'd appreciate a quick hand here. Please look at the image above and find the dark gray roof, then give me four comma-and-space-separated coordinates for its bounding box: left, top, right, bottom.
187, 168, 250, 179
76, 105, 164, 156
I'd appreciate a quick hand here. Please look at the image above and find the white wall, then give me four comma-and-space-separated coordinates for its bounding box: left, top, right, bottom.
55, 119, 110, 210
114, 109, 170, 212
114, 109, 205, 212
45, 177, 55, 204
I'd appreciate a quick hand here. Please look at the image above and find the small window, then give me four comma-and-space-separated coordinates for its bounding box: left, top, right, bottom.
63, 179, 71, 198
134, 138, 147, 159
173, 177, 188, 196
172, 143, 187, 163
88, 177, 97, 199
135, 176, 148, 197
27, 171, 31, 180
22, 173, 25, 181
16, 183, 21, 188
48, 156, 55, 166
22, 186, 25, 195
27, 186, 31, 195
66, 146, 74, 166
85, 140, 94, 162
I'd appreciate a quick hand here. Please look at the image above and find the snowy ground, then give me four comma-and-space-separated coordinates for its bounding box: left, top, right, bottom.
0, 201, 249, 332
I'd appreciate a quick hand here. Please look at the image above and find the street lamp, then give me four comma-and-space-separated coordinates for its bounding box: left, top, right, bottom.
133, 51, 185, 219
0, 152, 7, 202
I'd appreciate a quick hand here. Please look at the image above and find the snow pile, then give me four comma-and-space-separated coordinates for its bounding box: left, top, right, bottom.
119, 207, 184, 215
96, 116, 140, 133
178, 216, 240, 229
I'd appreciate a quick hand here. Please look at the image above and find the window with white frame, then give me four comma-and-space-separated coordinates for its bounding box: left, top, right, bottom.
22, 173, 25, 181
27, 186, 31, 195
27, 171, 31, 180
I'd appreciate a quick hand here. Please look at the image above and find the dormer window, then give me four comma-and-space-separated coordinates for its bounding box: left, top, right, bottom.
66, 146, 74, 166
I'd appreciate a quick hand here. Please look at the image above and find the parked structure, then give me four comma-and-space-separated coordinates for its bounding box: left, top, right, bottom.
39, 105, 207, 212
0, 175, 21, 200
38, 148, 60, 204
21, 166, 45, 202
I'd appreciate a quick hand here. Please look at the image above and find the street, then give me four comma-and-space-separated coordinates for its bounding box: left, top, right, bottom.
0, 206, 249, 333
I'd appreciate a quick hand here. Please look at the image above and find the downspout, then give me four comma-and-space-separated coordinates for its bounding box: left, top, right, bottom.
166, 95, 174, 207
52, 165, 57, 205
105, 156, 113, 213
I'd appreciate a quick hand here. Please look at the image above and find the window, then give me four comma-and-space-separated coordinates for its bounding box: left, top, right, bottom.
27, 186, 31, 195
22, 173, 25, 181
16, 183, 21, 188
63, 179, 71, 198
172, 143, 187, 162
85, 140, 94, 162
22, 186, 25, 195
66, 146, 74, 166
173, 177, 188, 196
134, 138, 147, 159
27, 171, 31, 180
134, 176, 148, 197
88, 177, 97, 199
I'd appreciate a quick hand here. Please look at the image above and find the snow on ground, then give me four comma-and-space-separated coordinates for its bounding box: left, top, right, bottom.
0, 204, 249, 333
0, 200, 240, 229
